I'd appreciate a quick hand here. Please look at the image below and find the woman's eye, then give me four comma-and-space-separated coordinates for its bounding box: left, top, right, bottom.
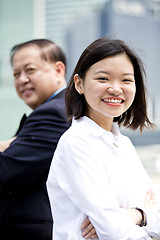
123, 79, 134, 83
97, 78, 108, 81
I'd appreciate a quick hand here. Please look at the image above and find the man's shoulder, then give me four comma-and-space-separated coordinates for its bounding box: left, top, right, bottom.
26, 92, 67, 125
31, 90, 65, 112
39, 97, 65, 110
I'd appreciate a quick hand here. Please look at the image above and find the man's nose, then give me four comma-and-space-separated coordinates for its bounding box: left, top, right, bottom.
18, 72, 29, 83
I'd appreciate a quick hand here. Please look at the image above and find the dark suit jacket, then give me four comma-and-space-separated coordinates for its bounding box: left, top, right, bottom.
0, 89, 70, 239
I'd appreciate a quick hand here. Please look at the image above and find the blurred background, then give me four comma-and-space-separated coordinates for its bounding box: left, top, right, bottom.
0, 0, 160, 182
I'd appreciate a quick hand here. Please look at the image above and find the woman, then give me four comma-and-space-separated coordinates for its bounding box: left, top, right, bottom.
47, 38, 160, 239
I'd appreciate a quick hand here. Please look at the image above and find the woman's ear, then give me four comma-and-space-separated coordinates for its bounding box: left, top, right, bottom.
74, 74, 84, 94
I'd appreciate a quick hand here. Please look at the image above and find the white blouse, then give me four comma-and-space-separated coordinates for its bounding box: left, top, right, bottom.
47, 116, 160, 240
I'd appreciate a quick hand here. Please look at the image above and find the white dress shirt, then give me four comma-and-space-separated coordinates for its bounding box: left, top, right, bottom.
47, 116, 160, 240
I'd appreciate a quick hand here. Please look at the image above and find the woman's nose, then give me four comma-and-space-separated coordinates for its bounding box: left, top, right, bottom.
107, 84, 123, 95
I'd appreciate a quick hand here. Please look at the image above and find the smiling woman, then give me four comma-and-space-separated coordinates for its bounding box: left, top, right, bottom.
47, 38, 160, 240
65, 38, 152, 132
73, 53, 136, 131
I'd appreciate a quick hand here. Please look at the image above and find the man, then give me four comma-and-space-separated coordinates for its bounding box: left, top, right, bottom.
0, 39, 70, 240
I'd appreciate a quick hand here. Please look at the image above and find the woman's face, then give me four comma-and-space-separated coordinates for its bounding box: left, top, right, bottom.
74, 53, 136, 130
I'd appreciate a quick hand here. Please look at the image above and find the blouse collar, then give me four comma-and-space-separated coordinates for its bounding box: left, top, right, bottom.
72, 116, 120, 138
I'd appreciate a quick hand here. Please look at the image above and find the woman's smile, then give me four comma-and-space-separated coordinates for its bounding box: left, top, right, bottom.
102, 97, 125, 106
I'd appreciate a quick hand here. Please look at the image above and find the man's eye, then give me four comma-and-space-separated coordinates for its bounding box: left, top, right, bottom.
27, 68, 35, 73
14, 72, 20, 78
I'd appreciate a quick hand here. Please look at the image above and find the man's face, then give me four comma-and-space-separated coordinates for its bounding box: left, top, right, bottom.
12, 45, 62, 109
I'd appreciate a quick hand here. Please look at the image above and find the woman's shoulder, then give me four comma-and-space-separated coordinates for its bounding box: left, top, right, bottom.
57, 117, 93, 146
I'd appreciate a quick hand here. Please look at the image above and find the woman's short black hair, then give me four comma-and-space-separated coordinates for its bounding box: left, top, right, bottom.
66, 38, 153, 131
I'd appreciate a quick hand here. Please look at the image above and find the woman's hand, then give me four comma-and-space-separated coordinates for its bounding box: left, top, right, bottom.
81, 217, 98, 239
127, 189, 155, 225
81, 190, 155, 238
126, 208, 143, 225
144, 189, 155, 207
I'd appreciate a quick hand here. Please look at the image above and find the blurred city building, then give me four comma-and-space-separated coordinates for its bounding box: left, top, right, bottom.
0, 0, 45, 85
45, 0, 107, 49
0, 0, 107, 139
46, 0, 160, 148
0, 0, 45, 139
0, 0, 160, 146
64, 0, 160, 134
